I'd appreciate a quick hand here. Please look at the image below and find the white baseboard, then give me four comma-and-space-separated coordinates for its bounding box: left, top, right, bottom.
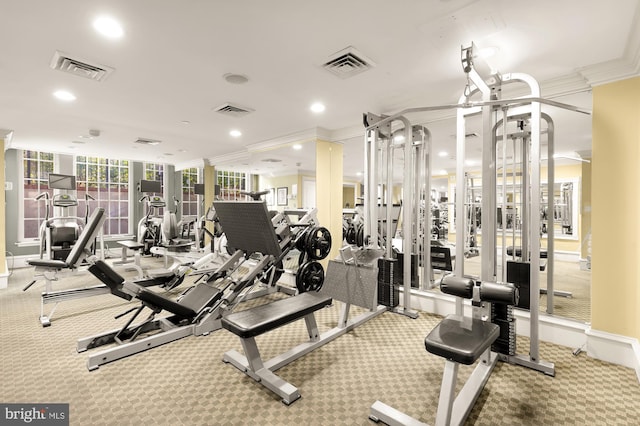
408, 289, 639, 383
586, 328, 640, 381
7, 254, 35, 269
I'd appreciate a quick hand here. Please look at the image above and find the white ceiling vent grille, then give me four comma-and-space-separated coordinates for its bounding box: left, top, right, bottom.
323, 46, 375, 79
213, 103, 255, 117
50, 51, 114, 82
134, 138, 161, 146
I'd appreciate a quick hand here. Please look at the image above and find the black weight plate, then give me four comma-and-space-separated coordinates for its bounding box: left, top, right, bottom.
296, 261, 325, 293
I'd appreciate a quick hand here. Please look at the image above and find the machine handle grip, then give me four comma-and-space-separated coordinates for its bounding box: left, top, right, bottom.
35, 192, 50, 201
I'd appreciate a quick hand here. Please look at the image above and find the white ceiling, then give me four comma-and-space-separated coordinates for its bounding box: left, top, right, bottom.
2, 0, 639, 180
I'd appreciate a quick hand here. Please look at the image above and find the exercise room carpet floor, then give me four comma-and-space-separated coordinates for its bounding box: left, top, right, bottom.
0, 258, 637, 425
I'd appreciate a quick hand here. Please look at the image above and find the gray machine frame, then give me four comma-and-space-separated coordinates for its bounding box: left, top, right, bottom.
367, 42, 589, 425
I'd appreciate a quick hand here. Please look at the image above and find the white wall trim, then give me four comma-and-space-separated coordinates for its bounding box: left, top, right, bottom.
408, 289, 639, 383
586, 328, 640, 381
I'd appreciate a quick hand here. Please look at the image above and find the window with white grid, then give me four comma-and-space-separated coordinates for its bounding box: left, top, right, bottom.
216, 170, 246, 201
75, 156, 130, 236
181, 167, 200, 217
22, 150, 55, 240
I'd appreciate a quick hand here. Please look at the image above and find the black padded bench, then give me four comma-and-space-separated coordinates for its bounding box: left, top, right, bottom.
222, 292, 333, 338
221, 292, 333, 404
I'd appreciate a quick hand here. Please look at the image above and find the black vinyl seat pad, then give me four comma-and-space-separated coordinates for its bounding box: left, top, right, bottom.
425, 315, 500, 365
222, 292, 332, 339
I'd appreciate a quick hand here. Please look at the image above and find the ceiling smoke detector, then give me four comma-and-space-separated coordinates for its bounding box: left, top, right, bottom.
213, 103, 255, 117
134, 138, 161, 146
322, 46, 375, 79
50, 51, 114, 82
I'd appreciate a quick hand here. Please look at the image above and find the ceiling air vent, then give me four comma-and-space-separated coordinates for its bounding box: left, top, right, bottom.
323, 46, 375, 79
213, 103, 255, 117
134, 138, 161, 146
50, 51, 114, 82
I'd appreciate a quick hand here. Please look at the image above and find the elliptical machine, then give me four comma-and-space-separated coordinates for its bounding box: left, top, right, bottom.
36, 173, 90, 260
137, 194, 166, 255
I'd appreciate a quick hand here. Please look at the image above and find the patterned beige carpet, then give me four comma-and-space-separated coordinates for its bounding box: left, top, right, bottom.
0, 256, 636, 425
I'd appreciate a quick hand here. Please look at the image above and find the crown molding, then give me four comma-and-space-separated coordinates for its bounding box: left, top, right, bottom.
206, 150, 250, 167
246, 127, 331, 153
173, 158, 209, 171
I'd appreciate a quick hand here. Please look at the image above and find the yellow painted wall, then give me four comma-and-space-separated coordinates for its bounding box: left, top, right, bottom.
316, 140, 343, 262
580, 159, 592, 260
258, 174, 298, 210
342, 185, 355, 208
591, 77, 640, 340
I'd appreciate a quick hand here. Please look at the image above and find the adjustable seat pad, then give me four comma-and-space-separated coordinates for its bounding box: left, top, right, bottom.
425, 315, 499, 365
136, 289, 197, 318
222, 292, 332, 339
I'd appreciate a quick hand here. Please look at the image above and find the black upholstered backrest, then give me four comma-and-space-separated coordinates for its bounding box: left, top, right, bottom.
88, 259, 132, 301
213, 201, 282, 257
65, 208, 106, 267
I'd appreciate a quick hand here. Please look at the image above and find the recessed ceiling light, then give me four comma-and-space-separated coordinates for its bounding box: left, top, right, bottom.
310, 102, 325, 113
180, 120, 191, 125
223, 73, 249, 84
230, 129, 242, 137
292, 144, 302, 150
438, 151, 448, 157
93, 16, 124, 39
178, 149, 187, 153
53, 90, 76, 101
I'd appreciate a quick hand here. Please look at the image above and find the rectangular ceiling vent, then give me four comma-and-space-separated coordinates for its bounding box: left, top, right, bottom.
323, 46, 375, 79
213, 103, 255, 117
50, 51, 114, 82
134, 138, 161, 146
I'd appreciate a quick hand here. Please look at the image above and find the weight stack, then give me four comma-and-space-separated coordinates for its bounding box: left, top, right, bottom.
396, 252, 419, 288
491, 303, 516, 356
377, 257, 399, 308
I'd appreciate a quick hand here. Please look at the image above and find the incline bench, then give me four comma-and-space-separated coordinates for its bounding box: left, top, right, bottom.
78, 259, 226, 370
25, 208, 107, 326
